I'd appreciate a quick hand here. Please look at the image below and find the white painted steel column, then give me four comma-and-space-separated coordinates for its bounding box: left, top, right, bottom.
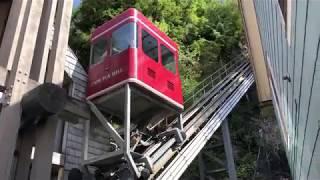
124, 84, 131, 154
124, 83, 140, 177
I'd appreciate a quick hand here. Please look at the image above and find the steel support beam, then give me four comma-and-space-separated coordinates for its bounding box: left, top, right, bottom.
88, 101, 124, 147
222, 119, 237, 180
198, 151, 206, 180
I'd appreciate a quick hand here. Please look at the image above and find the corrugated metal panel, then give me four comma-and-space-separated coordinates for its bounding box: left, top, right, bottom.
292, 1, 308, 178
296, 2, 320, 179
287, 0, 296, 167
253, 0, 320, 179
308, 130, 320, 179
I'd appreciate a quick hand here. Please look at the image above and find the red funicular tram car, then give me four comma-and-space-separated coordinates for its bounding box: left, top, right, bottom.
83, 9, 185, 178
87, 8, 183, 118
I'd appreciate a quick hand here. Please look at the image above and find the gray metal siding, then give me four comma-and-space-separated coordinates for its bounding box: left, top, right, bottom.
253, 0, 320, 179
63, 48, 87, 171
63, 48, 112, 173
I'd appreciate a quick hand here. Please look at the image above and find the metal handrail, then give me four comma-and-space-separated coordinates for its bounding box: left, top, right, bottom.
184, 54, 246, 106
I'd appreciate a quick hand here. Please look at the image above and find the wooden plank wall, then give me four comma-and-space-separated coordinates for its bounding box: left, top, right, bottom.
252, 0, 320, 179
63, 48, 112, 176
63, 48, 87, 172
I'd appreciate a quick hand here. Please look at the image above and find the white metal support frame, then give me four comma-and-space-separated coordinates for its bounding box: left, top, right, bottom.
84, 84, 141, 178
87, 101, 124, 147
124, 83, 141, 177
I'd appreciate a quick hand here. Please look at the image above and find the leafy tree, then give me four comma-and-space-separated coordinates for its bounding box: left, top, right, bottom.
69, 0, 244, 94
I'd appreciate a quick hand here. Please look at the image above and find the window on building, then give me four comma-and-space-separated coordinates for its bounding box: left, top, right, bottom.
142, 30, 158, 62
112, 22, 137, 55
161, 45, 176, 73
91, 37, 110, 65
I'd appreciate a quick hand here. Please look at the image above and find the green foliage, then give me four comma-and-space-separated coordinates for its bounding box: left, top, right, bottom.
69, 0, 244, 94
237, 152, 256, 179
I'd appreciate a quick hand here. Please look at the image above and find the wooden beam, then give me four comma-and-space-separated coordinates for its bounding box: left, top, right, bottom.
0, 0, 44, 179
30, 0, 58, 83
45, 0, 73, 85
0, 0, 29, 70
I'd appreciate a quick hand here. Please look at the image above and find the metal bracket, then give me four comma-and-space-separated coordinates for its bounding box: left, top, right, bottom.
158, 127, 186, 144
87, 100, 124, 148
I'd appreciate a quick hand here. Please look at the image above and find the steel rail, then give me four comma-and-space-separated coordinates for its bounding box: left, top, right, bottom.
168, 61, 250, 128
150, 68, 252, 170
147, 63, 251, 162
157, 74, 254, 179
147, 63, 253, 177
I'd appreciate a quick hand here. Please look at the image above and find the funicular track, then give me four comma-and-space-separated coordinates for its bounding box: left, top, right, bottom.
148, 57, 254, 179
79, 56, 254, 180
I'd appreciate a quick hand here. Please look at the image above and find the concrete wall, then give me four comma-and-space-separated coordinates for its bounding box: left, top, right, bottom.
241, 0, 320, 179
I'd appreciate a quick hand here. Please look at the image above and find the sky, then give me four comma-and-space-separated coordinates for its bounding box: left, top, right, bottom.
73, 0, 81, 8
